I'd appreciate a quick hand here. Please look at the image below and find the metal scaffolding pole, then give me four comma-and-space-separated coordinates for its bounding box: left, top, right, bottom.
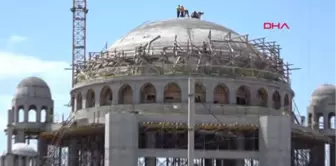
188, 77, 195, 166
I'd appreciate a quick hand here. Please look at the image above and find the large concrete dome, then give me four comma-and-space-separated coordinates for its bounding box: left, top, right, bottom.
12, 143, 37, 157
108, 18, 241, 50
78, 18, 287, 84
14, 76, 51, 99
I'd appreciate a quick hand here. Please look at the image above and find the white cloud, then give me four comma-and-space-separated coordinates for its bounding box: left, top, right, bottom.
8, 35, 27, 44
0, 51, 71, 151
0, 51, 69, 79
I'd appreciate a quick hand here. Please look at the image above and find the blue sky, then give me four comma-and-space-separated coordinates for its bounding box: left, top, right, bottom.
0, 0, 334, 151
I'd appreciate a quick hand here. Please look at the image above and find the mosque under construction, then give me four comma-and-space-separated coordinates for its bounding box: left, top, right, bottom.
0, 15, 335, 166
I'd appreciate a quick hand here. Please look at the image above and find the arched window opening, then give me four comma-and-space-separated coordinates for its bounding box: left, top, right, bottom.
328, 112, 335, 129
118, 84, 133, 104
272, 91, 281, 109
257, 88, 268, 107
40, 107, 47, 123
86, 89, 95, 108
140, 83, 156, 103
28, 105, 37, 122
236, 85, 250, 105
18, 106, 24, 122
195, 83, 206, 103
76, 93, 83, 111
284, 94, 290, 111
100, 86, 113, 106
213, 84, 229, 104
164, 83, 181, 103
317, 113, 324, 129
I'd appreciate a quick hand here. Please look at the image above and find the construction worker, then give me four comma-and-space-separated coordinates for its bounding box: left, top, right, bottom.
176, 5, 181, 18
180, 5, 185, 17
191, 11, 198, 18
185, 8, 189, 17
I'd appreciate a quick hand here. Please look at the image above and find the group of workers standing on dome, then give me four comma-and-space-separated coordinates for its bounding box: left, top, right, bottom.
176, 5, 204, 19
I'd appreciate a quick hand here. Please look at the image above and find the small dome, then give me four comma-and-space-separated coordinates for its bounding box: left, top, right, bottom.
312, 84, 335, 97
310, 84, 335, 107
12, 143, 37, 157
14, 77, 52, 99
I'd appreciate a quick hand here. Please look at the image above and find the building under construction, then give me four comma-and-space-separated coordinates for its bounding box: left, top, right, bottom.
0, 7, 335, 166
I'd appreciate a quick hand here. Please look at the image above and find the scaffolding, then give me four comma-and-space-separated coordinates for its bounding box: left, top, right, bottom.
71, 32, 296, 84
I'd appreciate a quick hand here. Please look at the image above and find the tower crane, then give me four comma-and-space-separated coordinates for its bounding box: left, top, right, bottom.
71, 0, 88, 86
39, 0, 88, 165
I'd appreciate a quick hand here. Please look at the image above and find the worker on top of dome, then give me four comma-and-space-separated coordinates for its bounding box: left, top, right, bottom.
191, 11, 204, 19
184, 8, 189, 17
180, 5, 185, 17
176, 5, 181, 18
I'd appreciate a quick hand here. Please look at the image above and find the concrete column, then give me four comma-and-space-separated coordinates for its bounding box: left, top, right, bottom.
68, 139, 79, 166
250, 89, 257, 106
236, 132, 245, 166
105, 112, 138, 166
0, 155, 4, 166
82, 91, 88, 108
259, 116, 291, 166
155, 83, 164, 103
309, 143, 325, 166
36, 109, 41, 122
14, 106, 19, 123
330, 143, 335, 166
112, 86, 119, 105
323, 114, 329, 129
15, 131, 25, 143
24, 107, 29, 122
145, 132, 156, 166
94, 88, 101, 107
229, 89, 236, 105
5, 154, 13, 166
7, 109, 13, 154
37, 137, 47, 166
204, 81, 214, 104
132, 83, 140, 104
18, 156, 23, 166
25, 156, 30, 166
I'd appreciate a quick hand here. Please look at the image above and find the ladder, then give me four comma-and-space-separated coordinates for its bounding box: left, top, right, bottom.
40, 114, 76, 166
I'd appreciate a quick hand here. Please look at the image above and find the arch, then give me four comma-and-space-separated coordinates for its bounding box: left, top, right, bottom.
86, 89, 95, 108
213, 84, 229, 104
164, 82, 181, 103
284, 94, 290, 111
328, 112, 335, 129
256, 88, 268, 107
317, 112, 324, 129
140, 83, 156, 103
195, 83, 206, 103
118, 84, 133, 104
18, 106, 24, 122
76, 93, 83, 111
41, 106, 47, 123
28, 105, 37, 122
100, 86, 113, 106
272, 91, 281, 109
236, 85, 251, 105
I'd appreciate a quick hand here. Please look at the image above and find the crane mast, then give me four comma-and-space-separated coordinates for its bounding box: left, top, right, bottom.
71, 0, 88, 86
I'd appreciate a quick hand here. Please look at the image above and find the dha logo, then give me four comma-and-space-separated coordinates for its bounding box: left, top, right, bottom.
263, 22, 290, 30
